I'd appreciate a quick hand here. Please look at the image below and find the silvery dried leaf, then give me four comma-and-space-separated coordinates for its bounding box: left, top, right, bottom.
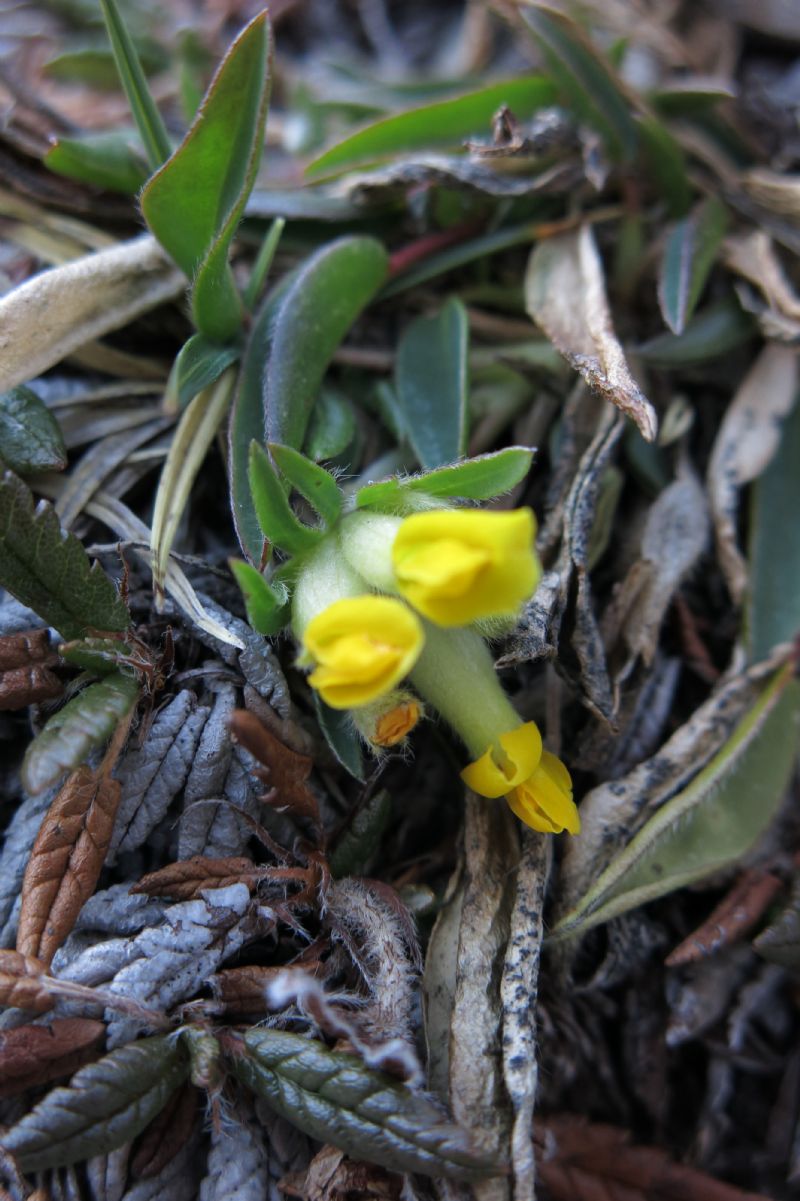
0, 786, 57, 947
198, 1098, 269, 1201
86, 1143, 130, 1201
180, 744, 264, 860
238, 632, 291, 720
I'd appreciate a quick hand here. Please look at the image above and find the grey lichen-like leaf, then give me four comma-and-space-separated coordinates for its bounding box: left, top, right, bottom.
0, 1034, 189, 1171
199, 1098, 269, 1201
0, 785, 57, 946
121, 1122, 203, 1201
86, 1143, 131, 1201
238, 631, 291, 719
109, 691, 210, 859
0, 591, 45, 636
252, 1102, 311, 1201
230, 1028, 505, 1181
179, 682, 236, 858
180, 742, 263, 860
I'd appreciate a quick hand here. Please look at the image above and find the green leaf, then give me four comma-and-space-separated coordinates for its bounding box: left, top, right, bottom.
395, 298, 469, 470
230, 1029, 503, 1180
0, 387, 67, 474
637, 298, 755, 367
268, 443, 342, 527
330, 790, 392, 878
0, 1034, 188, 1171
306, 75, 556, 176
636, 114, 691, 218
170, 334, 241, 410
249, 442, 324, 555
551, 668, 800, 941
658, 199, 728, 335
229, 289, 277, 564
748, 393, 800, 661
229, 559, 289, 635
355, 447, 533, 510
58, 636, 132, 675
141, 12, 272, 341
21, 672, 140, 795
521, 6, 638, 161
0, 471, 130, 640
150, 369, 236, 598
243, 216, 285, 310
98, 0, 171, 171
45, 129, 149, 194
264, 236, 389, 451
305, 389, 357, 463
312, 693, 365, 782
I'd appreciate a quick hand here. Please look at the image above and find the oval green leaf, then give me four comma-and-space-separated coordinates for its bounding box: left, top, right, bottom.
658, 198, 728, 335
267, 443, 342, 527
45, 129, 149, 194
170, 333, 241, 410
356, 447, 533, 511
229, 558, 289, 636
0, 386, 67, 474
395, 297, 469, 470
249, 442, 325, 555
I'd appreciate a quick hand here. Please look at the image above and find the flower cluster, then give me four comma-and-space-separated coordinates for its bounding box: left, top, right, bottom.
292, 506, 580, 836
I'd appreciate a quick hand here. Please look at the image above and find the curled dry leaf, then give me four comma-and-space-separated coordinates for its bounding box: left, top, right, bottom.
131, 856, 269, 901
666, 868, 783, 967
198, 1098, 269, 1201
0, 629, 61, 713
209, 964, 288, 1017
525, 225, 658, 441
280, 1144, 403, 1201
0, 950, 53, 1014
723, 230, 800, 330
229, 709, 320, 832
0, 1018, 105, 1099
707, 344, 798, 604
17, 764, 122, 967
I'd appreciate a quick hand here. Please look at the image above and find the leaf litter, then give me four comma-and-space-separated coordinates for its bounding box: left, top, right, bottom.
0, 2, 799, 1199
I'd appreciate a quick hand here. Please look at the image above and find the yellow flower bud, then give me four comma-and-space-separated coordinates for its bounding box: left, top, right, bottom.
351, 691, 424, 749
302, 596, 424, 710
391, 508, 539, 626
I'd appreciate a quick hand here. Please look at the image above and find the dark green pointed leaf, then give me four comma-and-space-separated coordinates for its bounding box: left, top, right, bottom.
305, 389, 357, 462
21, 672, 140, 795
312, 693, 365, 782
658, 199, 728, 335
552, 668, 800, 941
395, 298, 468, 470
229, 559, 289, 636
0, 387, 67, 474
748, 394, 800, 661
0, 1034, 188, 1171
330, 790, 391, 878
267, 444, 342, 527
249, 443, 324, 555
243, 216, 285, 311
521, 6, 638, 161
306, 75, 556, 176
45, 129, 149, 194
171, 334, 241, 409
356, 447, 533, 510
141, 12, 272, 341
636, 114, 691, 218
98, 0, 171, 170
637, 298, 755, 367
0, 471, 130, 640
230, 1029, 503, 1180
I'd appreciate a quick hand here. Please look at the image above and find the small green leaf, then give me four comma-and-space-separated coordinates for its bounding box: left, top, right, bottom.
268, 444, 342, 527
249, 443, 324, 555
552, 668, 800, 941
170, 334, 241, 410
356, 447, 533, 510
229, 559, 289, 636
306, 75, 556, 176
231, 1029, 503, 1180
45, 129, 149, 194
0, 387, 67, 474
395, 298, 469, 470
22, 672, 140, 795
330, 790, 392, 878
0, 1034, 188, 1171
98, 0, 171, 171
658, 199, 728, 335
748, 393, 800, 661
636, 115, 691, 218
0, 471, 130, 640
243, 216, 285, 310
305, 389, 357, 463
59, 636, 132, 674
521, 6, 638, 161
637, 298, 755, 367
312, 693, 365, 782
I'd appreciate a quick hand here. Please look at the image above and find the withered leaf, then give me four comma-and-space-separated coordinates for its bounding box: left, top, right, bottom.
131, 856, 267, 902
210, 964, 286, 1016
0, 950, 53, 1014
536, 1116, 771, 1201
525, 226, 657, 441
0, 1033, 189, 1172
229, 709, 319, 831
17, 764, 122, 967
0, 1018, 105, 1098
281, 1144, 403, 1201
131, 1084, 200, 1180
198, 1098, 269, 1201
0, 628, 62, 710
666, 869, 783, 967
0, 628, 57, 671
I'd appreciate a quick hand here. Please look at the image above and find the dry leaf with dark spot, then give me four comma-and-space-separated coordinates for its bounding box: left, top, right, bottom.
0, 950, 53, 1013
17, 764, 122, 966
229, 709, 320, 832
0, 1018, 105, 1098
131, 856, 269, 902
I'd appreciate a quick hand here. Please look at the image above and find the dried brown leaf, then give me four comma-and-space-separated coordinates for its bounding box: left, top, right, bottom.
229, 709, 320, 831
0, 628, 63, 710
536, 1115, 771, 1201
17, 764, 122, 966
280, 1145, 403, 1201
0, 950, 53, 1013
723, 230, 800, 325
210, 964, 288, 1016
0, 628, 57, 671
666, 869, 784, 967
130, 1083, 200, 1180
0, 1018, 105, 1098
525, 226, 657, 441
131, 856, 268, 901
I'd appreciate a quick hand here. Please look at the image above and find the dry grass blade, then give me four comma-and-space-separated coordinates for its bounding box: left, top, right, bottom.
17, 763, 123, 966
0, 950, 53, 1013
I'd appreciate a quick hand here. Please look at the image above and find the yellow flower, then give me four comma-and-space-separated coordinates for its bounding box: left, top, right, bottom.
391, 508, 539, 626
460, 721, 580, 835
302, 596, 424, 710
